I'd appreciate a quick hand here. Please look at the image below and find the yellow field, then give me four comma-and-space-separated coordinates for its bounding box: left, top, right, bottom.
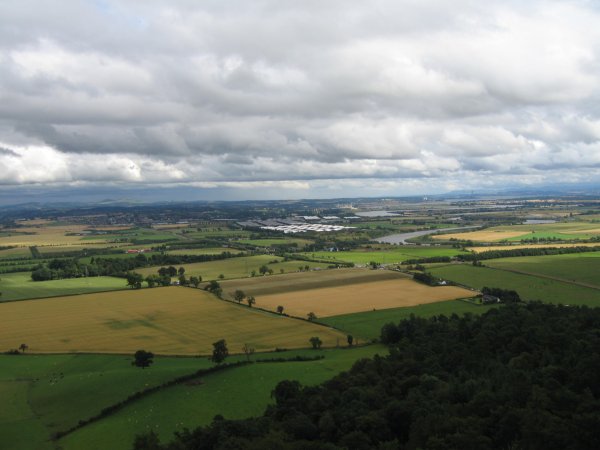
0, 287, 344, 355
468, 242, 600, 253
433, 230, 526, 241
0, 225, 109, 247
254, 279, 475, 318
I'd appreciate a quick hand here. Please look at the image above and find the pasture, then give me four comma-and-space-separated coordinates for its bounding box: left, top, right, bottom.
484, 252, 600, 288
299, 246, 466, 265
0, 287, 345, 354
237, 238, 313, 247
253, 278, 475, 318
0, 273, 128, 302
136, 255, 331, 280
58, 345, 385, 450
322, 300, 496, 340
166, 247, 243, 256
429, 264, 600, 306
0, 247, 32, 259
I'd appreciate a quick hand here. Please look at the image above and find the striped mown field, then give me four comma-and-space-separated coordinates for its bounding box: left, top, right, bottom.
0, 287, 345, 355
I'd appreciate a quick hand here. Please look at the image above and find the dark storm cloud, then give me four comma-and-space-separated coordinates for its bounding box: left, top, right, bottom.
0, 0, 600, 195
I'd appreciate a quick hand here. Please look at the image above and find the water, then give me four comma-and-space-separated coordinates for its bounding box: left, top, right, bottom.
374, 226, 480, 244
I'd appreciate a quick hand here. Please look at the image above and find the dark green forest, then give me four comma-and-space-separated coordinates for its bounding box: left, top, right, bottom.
134, 303, 600, 450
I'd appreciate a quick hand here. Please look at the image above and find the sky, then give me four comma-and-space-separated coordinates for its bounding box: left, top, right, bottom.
1, 0, 600, 202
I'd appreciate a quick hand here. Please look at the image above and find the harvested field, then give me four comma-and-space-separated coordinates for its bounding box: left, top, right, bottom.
0, 225, 109, 247
0, 287, 344, 355
220, 268, 409, 299
468, 243, 600, 253
433, 230, 527, 241
254, 278, 475, 318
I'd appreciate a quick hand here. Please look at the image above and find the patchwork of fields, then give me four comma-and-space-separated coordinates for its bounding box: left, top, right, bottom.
0, 287, 345, 354
136, 255, 331, 280
434, 222, 600, 242
299, 247, 467, 265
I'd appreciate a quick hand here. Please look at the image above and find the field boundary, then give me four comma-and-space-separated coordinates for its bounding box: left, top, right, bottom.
54, 361, 251, 441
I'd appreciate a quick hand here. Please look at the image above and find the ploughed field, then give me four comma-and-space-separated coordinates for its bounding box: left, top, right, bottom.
0, 287, 345, 355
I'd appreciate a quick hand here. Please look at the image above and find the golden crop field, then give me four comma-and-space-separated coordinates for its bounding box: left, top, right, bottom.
433, 230, 527, 241
468, 242, 600, 253
0, 225, 109, 247
220, 268, 409, 299
254, 278, 475, 318
0, 287, 344, 355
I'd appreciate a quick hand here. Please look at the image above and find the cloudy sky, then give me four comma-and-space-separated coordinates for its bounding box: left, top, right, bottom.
1, 0, 600, 202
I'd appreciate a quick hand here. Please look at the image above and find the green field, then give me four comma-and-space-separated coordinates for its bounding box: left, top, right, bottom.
0, 247, 32, 259
300, 246, 466, 265
0, 273, 129, 302
0, 346, 385, 450
238, 238, 312, 247
485, 252, 600, 287
429, 264, 600, 306
321, 300, 494, 340
137, 255, 331, 280
166, 247, 243, 256
58, 346, 385, 450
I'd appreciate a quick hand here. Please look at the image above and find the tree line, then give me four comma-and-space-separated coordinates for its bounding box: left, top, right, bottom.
30, 251, 243, 281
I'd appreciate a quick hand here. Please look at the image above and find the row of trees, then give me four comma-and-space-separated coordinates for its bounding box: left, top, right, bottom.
30, 251, 241, 281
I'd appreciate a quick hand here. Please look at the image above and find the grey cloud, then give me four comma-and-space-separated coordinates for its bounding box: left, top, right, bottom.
1, 0, 600, 192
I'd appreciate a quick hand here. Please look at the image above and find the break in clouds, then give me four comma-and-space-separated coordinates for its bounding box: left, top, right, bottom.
1, 0, 600, 197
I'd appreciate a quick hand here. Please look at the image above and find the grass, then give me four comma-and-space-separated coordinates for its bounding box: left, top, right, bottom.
299, 247, 467, 265
322, 300, 496, 340
253, 278, 475, 318
0, 287, 345, 355
58, 345, 386, 450
484, 252, 600, 288
237, 238, 313, 247
166, 247, 243, 256
0, 272, 129, 302
0, 353, 219, 448
429, 264, 600, 306
0, 247, 32, 259
136, 255, 331, 280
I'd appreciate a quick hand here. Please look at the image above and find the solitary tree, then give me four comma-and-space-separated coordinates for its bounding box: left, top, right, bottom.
178, 274, 187, 286
259, 265, 269, 275
167, 266, 177, 277
189, 276, 201, 288
247, 296, 256, 308
307, 312, 317, 321
277, 305, 284, 314
347, 335, 354, 346
211, 339, 228, 364
234, 289, 246, 304
178, 266, 185, 276
242, 343, 255, 361
309, 336, 322, 349
19, 343, 28, 353
132, 350, 154, 369
145, 275, 158, 288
